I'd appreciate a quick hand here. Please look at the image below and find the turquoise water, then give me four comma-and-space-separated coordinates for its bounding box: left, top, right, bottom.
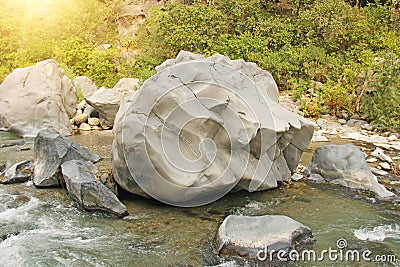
0, 131, 399, 266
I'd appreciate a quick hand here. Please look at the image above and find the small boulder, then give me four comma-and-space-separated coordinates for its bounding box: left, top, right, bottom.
73, 113, 89, 125
0, 59, 76, 137
306, 144, 394, 198
291, 173, 304, 181
88, 117, 101, 127
371, 167, 389, 176
61, 160, 128, 217
217, 215, 314, 258
33, 128, 101, 187
371, 147, 393, 163
366, 157, 378, 163
361, 123, 374, 131
79, 123, 91, 131
346, 119, 367, 127
379, 162, 391, 171
0, 160, 34, 184
85, 78, 140, 129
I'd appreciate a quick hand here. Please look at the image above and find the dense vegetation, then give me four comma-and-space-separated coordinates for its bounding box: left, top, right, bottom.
0, 0, 399, 128
0, 0, 123, 87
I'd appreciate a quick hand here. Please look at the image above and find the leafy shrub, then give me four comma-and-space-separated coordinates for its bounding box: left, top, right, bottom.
1, 0, 399, 128
361, 53, 400, 128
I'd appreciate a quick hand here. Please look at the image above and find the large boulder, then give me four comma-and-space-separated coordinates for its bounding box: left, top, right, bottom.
33, 128, 101, 187
217, 215, 314, 259
306, 144, 395, 198
61, 160, 128, 217
0, 160, 34, 184
112, 51, 314, 207
85, 78, 140, 129
0, 59, 77, 137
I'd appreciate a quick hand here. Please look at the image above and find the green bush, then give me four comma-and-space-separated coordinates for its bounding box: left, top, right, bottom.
361, 53, 400, 128
1, 0, 399, 128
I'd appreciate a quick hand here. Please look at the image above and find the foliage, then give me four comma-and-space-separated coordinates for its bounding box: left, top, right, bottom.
361, 53, 400, 128
0, 0, 399, 127
0, 0, 122, 87
131, 0, 399, 127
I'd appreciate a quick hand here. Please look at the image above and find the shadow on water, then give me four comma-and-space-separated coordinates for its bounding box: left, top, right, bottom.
0, 130, 399, 266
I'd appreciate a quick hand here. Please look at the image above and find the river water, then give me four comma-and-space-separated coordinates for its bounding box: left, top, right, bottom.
0, 131, 399, 266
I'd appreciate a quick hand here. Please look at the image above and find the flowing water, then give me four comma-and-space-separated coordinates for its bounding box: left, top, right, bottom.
0, 131, 399, 267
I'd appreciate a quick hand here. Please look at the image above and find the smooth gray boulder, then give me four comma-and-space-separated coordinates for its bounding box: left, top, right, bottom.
61, 160, 128, 217
306, 144, 395, 198
217, 215, 314, 258
112, 51, 314, 207
74, 76, 97, 97
0, 59, 76, 137
0, 160, 34, 184
85, 78, 140, 129
34, 128, 101, 187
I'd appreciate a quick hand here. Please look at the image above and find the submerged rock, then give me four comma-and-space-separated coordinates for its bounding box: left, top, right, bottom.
61, 160, 128, 217
0, 59, 76, 137
0, 160, 34, 184
112, 51, 314, 207
217, 215, 314, 258
306, 144, 394, 198
33, 128, 101, 187
85, 78, 140, 129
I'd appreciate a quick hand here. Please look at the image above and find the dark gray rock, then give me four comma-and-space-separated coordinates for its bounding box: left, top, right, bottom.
85, 78, 140, 129
350, 114, 361, 120
217, 215, 314, 258
0, 160, 34, 184
61, 160, 128, 217
0, 59, 76, 137
33, 128, 101, 187
307, 144, 394, 198
346, 119, 367, 127
361, 123, 374, 131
